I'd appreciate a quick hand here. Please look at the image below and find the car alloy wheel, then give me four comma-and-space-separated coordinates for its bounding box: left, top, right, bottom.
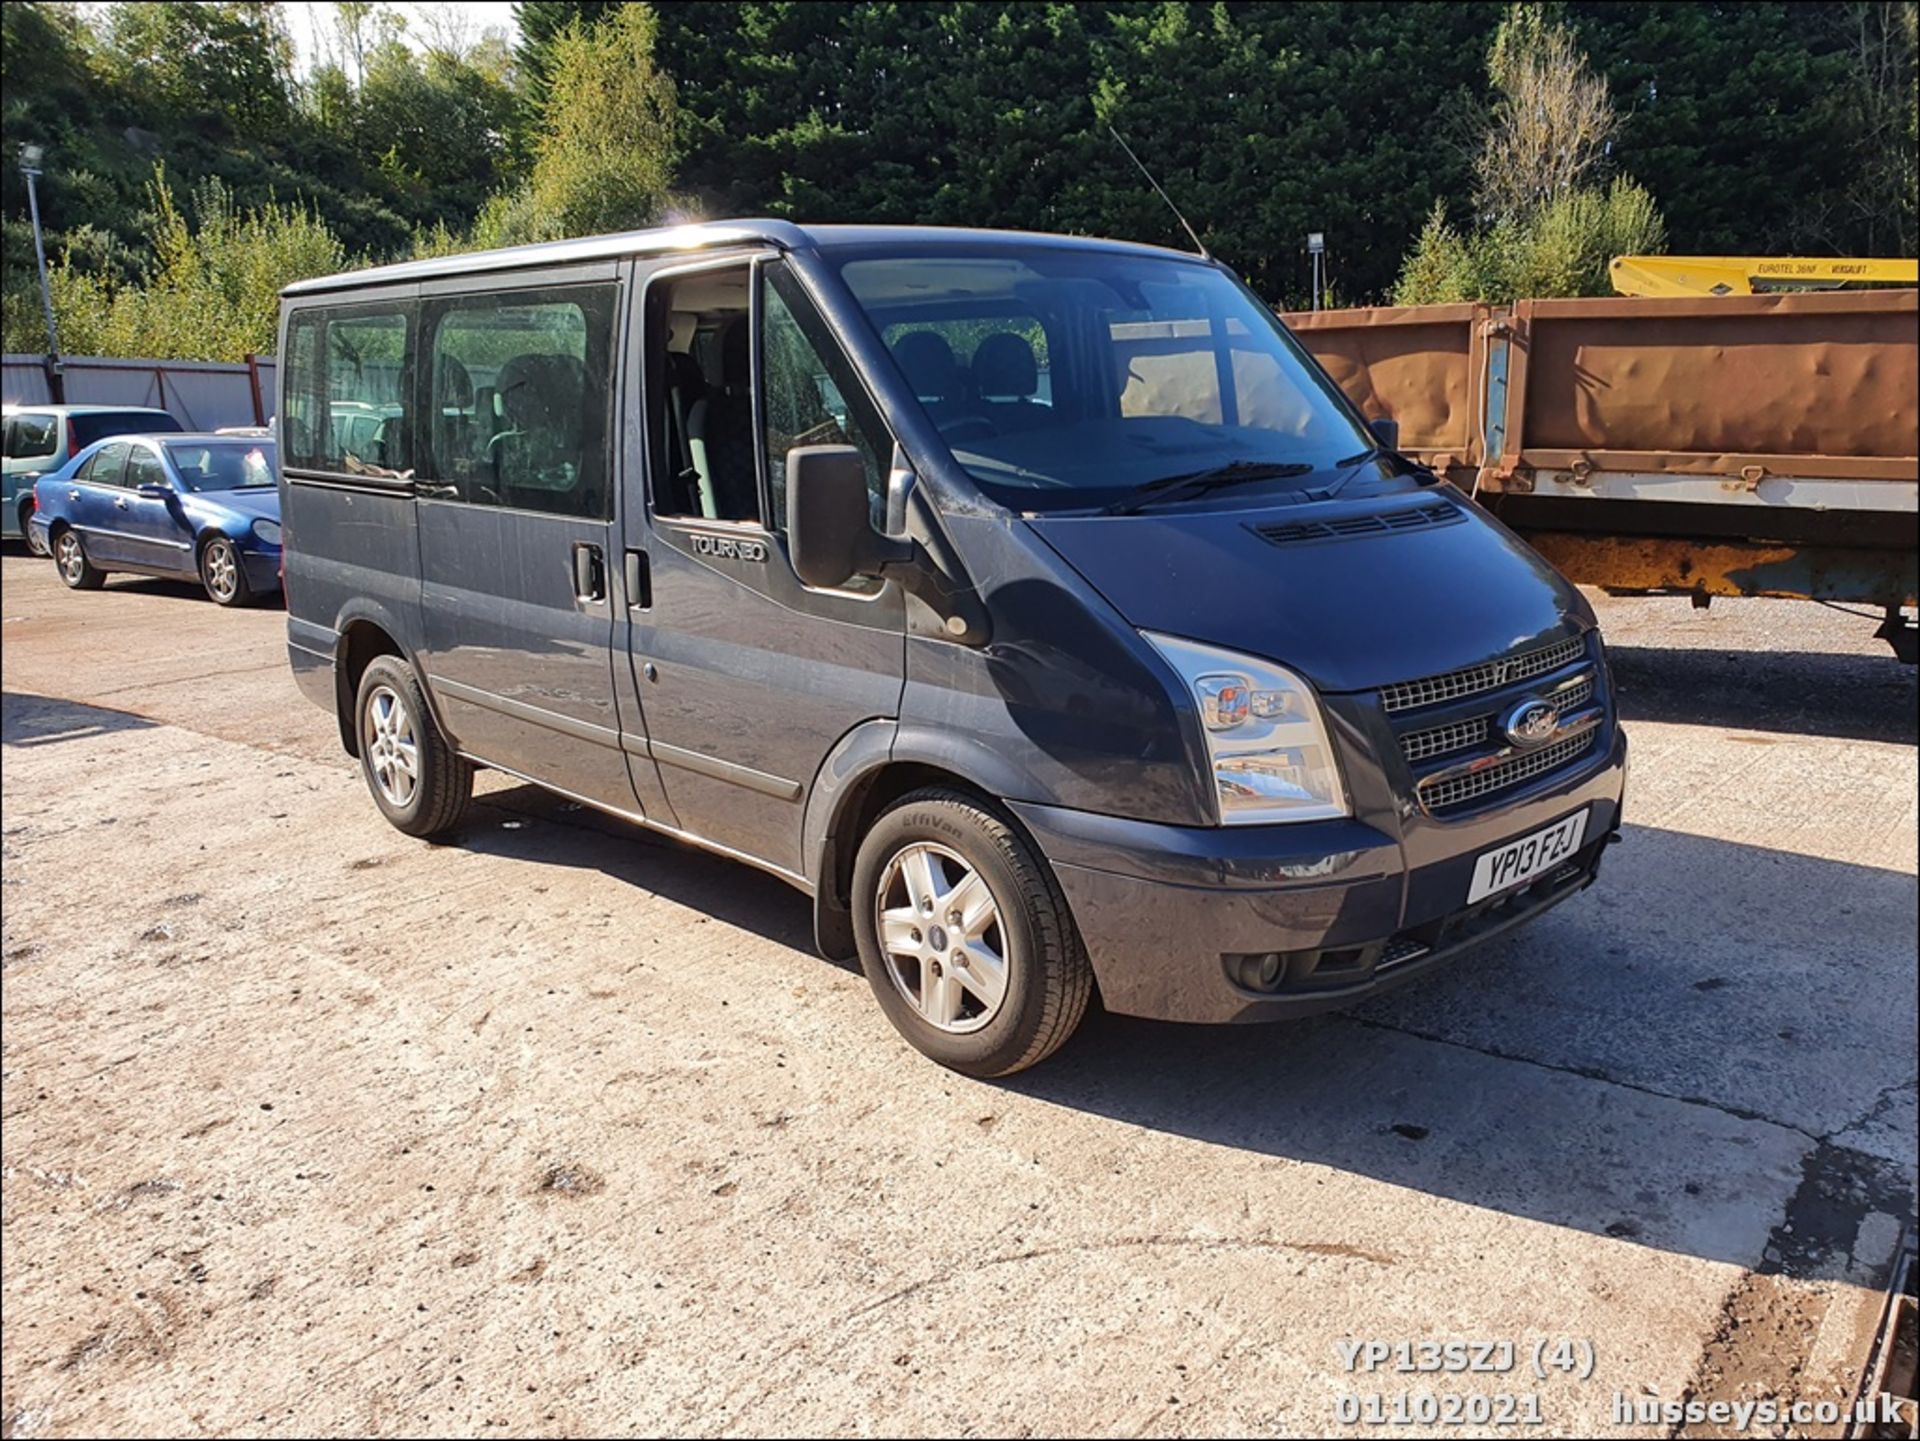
55, 532, 86, 585
363, 684, 420, 808
873, 840, 1011, 1034
203, 539, 239, 603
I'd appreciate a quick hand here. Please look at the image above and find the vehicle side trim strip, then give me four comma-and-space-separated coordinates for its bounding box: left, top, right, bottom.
647, 740, 804, 801
426, 675, 624, 751
284, 469, 415, 497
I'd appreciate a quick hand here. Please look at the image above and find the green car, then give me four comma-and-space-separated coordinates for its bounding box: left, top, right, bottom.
3, 404, 184, 552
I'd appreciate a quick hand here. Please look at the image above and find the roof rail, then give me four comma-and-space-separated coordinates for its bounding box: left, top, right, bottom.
282, 219, 814, 298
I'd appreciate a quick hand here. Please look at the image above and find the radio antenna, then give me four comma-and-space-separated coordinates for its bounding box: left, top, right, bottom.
1108, 125, 1210, 260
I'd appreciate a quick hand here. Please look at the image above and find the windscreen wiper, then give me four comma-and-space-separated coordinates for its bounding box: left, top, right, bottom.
1103, 460, 1316, 515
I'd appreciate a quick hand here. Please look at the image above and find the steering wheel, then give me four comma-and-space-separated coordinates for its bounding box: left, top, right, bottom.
937, 415, 1001, 443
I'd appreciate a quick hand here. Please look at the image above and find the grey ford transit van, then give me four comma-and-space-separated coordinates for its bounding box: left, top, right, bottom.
279, 221, 1627, 1076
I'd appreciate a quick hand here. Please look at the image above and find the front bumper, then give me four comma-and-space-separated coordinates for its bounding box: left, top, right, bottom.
1013, 728, 1628, 1023
241, 548, 282, 593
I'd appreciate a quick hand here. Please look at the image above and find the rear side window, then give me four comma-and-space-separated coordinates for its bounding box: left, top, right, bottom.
71, 412, 183, 449
283, 303, 415, 480
81, 441, 131, 486
126, 447, 169, 490
422, 284, 616, 519
7, 413, 59, 460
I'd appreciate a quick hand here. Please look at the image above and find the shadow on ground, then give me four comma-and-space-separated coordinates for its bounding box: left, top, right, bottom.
1, 692, 158, 749
100, 574, 286, 610
456, 780, 824, 960
1608, 643, 1917, 743
437, 780, 1917, 1279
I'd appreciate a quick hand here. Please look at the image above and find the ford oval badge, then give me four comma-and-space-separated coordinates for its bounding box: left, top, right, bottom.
1504, 699, 1560, 747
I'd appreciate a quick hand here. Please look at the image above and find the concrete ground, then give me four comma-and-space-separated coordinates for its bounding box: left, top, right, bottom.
1, 549, 1913, 1438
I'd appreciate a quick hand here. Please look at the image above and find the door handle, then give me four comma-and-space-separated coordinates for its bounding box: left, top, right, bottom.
67, 489, 80, 501
624, 548, 651, 609
571, 542, 606, 602
114, 497, 129, 509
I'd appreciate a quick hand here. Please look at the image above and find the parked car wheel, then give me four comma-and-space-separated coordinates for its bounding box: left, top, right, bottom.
51, 528, 105, 590
354, 655, 473, 839
851, 788, 1093, 1077
19, 500, 47, 555
199, 535, 252, 607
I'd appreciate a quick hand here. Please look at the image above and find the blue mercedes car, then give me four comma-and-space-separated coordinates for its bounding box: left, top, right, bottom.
30, 434, 281, 606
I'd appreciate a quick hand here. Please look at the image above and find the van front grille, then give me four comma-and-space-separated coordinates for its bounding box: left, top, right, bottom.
1400, 715, 1489, 762
1417, 728, 1599, 813
1379, 634, 1588, 714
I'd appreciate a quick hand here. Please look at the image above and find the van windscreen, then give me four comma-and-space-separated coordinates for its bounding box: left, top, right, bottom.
836, 248, 1372, 512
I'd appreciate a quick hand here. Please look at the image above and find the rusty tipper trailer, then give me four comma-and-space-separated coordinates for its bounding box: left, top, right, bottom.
1284, 290, 1920, 659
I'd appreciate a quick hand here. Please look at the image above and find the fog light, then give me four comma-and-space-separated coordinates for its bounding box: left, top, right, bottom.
1228, 951, 1286, 992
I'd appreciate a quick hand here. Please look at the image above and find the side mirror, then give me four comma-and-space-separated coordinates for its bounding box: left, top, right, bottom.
786, 445, 906, 588
1368, 416, 1400, 451
137, 482, 173, 500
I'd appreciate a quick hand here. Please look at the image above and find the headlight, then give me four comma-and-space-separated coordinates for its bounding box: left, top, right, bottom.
1143, 631, 1349, 825
252, 518, 282, 545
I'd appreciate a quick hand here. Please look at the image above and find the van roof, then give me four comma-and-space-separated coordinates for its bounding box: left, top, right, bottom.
280, 221, 1206, 298
1, 403, 176, 416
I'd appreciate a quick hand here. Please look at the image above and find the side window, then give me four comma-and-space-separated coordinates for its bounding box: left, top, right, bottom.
82, 441, 131, 486
125, 447, 168, 490
648, 264, 759, 524
423, 284, 615, 518
9, 413, 59, 460
282, 312, 322, 468
283, 304, 415, 478
761, 263, 891, 536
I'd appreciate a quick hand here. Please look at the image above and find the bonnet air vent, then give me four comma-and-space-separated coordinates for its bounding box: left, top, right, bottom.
1250, 500, 1465, 548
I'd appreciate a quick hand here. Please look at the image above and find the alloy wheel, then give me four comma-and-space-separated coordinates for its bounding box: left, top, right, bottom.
204, 541, 238, 602
55, 532, 85, 585
363, 684, 420, 808
874, 841, 1011, 1034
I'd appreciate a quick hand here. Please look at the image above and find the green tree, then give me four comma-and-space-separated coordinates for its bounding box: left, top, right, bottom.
102, 2, 295, 134
519, 5, 677, 240
1395, 4, 1665, 301
513, 1, 619, 110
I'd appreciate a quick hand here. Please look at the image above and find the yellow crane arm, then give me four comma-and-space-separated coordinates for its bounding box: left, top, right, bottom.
1610, 254, 1919, 297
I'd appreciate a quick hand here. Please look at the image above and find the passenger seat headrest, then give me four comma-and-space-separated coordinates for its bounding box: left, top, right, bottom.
891, 330, 963, 402
496, 352, 587, 433
436, 353, 474, 407
972, 332, 1039, 400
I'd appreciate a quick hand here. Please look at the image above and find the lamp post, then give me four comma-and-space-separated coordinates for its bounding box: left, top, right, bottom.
19, 143, 63, 396
1307, 231, 1326, 313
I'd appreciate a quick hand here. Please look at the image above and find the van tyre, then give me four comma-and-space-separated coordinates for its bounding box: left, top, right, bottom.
852, 788, 1092, 1077
52, 528, 105, 590
354, 655, 472, 839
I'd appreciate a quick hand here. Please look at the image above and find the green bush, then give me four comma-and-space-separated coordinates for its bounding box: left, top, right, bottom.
46, 169, 346, 360
1394, 178, 1665, 305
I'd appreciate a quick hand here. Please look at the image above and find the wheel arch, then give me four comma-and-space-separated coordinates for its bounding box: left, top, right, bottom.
803, 721, 1062, 960
329, 607, 441, 759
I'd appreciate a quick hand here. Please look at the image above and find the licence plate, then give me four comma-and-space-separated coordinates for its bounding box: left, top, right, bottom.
1467, 808, 1589, 903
